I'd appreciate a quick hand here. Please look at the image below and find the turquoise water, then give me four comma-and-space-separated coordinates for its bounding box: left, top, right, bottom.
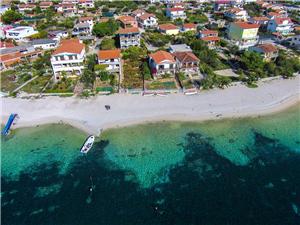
1, 105, 300, 225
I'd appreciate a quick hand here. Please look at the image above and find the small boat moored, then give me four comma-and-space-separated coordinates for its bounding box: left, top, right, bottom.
80, 135, 95, 154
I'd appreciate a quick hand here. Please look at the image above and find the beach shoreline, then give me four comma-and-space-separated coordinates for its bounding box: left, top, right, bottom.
1, 76, 300, 135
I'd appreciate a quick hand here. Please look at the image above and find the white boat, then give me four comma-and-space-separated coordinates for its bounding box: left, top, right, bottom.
80, 135, 95, 154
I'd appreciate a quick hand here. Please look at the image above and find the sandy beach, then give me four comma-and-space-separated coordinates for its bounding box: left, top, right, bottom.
1, 76, 300, 135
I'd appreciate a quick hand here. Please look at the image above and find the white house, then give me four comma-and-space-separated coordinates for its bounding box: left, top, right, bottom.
57, 3, 77, 16
267, 17, 294, 35
249, 43, 279, 61
118, 27, 140, 49
48, 30, 69, 41
50, 39, 85, 80
132, 9, 146, 18
224, 7, 248, 21
78, 0, 94, 8
158, 24, 179, 35
39, 1, 53, 11
169, 44, 192, 53
18, 4, 35, 14
249, 17, 270, 26
78, 17, 94, 26
166, 7, 186, 20
288, 35, 300, 50
0, 5, 10, 15
137, 13, 158, 29
6, 26, 38, 41
228, 22, 260, 50
181, 23, 197, 32
97, 49, 121, 75
148, 50, 176, 77
72, 23, 92, 36
30, 39, 58, 50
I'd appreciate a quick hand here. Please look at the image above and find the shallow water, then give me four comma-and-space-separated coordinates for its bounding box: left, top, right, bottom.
1, 105, 300, 225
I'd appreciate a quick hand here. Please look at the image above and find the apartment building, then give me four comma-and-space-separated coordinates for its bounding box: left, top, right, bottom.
50, 39, 85, 80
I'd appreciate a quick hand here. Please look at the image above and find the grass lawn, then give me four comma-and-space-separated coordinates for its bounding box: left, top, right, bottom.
122, 61, 143, 89
1, 70, 21, 93
96, 86, 114, 93
45, 78, 78, 93
146, 80, 177, 90
21, 76, 51, 93
182, 80, 195, 89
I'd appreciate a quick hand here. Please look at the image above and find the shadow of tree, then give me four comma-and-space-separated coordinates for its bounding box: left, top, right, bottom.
2, 132, 300, 225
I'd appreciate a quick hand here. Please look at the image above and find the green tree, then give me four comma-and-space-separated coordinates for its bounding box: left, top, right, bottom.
122, 46, 147, 62
59, 17, 75, 29
100, 38, 116, 50
191, 39, 225, 70
86, 54, 97, 71
99, 70, 110, 81
109, 74, 116, 86
1, 10, 22, 24
29, 30, 48, 39
186, 11, 208, 23
144, 32, 171, 47
32, 51, 51, 70
240, 51, 265, 75
80, 69, 96, 87
276, 51, 300, 78
174, 18, 183, 26
142, 62, 151, 80
34, 6, 42, 14
92, 19, 119, 37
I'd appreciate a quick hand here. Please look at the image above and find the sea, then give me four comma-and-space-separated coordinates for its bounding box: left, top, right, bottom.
1, 105, 300, 225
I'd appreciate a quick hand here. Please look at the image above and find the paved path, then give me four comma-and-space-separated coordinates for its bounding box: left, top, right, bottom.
12, 76, 38, 93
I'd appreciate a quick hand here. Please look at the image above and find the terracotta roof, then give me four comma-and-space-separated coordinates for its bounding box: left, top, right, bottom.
274, 17, 292, 25
168, 7, 185, 12
256, 43, 278, 53
132, 9, 145, 15
295, 26, 300, 31
139, 13, 155, 21
268, 12, 281, 17
159, 23, 178, 31
252, 16, 269, 21
0, 41, 15, 48
97, 49, 121, 60
60, 3, 75, 7
149, 50, 175, 64
118, 15, 136, 23
79, 17, 93, 22
200, 29, 218, 35
118, 27, 139, 34
0, 52, 21, 62
53, 39, 85, 55
234, 22, 260, 29
173, 3, 184, 7
19, 4, 35, 8
99, 18, 109, 23
1, 50, 42, 66
228, 7, 243, 14
40, 2, 53, 6
272, 32, 282, 37
172, 52, 199, 63
183, 23, 196, 29
39, 2, 53, 6
201, 36, 220, 42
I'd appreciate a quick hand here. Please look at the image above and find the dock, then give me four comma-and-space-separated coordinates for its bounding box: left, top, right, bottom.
2, 113, 18, 136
